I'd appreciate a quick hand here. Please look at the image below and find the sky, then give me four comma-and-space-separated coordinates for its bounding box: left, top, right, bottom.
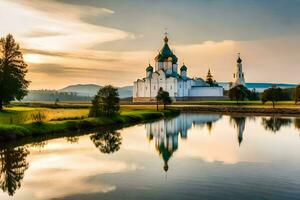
0, 0, 300, 89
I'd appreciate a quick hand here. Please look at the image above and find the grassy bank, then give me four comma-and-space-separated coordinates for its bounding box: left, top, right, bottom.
0, 109, 179, 142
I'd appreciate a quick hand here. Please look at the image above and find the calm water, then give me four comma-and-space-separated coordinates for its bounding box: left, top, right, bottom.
1, 113, 300, 200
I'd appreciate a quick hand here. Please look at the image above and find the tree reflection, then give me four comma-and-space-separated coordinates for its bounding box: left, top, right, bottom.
0, 147, 29, 196
294, 118, 300, 131
262, 117, 292, 133
230, 116, 246, 146
66, 136, 80, 144
90, 130, 122, 154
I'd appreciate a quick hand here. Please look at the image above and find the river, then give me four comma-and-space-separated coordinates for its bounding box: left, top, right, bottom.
1, 113, 300, 200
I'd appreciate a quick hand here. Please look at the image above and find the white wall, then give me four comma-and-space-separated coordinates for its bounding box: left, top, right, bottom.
188, 87, 223, 97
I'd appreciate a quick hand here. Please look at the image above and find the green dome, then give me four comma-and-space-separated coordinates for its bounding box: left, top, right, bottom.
146, 64, 153, 72
180, 64, 187, 71
154, 36, 178, 64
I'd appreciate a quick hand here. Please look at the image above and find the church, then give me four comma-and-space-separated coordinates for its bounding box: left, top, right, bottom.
133, 34, 224, 102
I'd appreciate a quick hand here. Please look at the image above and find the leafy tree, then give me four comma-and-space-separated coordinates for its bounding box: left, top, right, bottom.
0, 34, 30, 110
54, 98, 59, 106
0, 147, 29, 196
248, 88, 260, 101
89, 85, 120, 117
228, 85, 249, 104
90, 130, 122, 154
156, 87, 164, 111
156, 87, 172, 110
295, 85, 300, 104
261, 86, 286, 108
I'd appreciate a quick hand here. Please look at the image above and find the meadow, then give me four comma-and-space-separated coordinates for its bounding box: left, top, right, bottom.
0, 104, 179, 141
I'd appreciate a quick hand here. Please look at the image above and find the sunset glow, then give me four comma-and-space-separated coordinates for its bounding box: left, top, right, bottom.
1, 0, 299, 89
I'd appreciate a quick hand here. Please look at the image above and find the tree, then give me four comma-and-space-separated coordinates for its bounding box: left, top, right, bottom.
156, 88, 172, 110
156, 87, 164, 111
54, 98, 59, 106
89, 85, 120, 117
205, 69, 218, 86
161, 90, 172, 109
228, 85, 248, 104
0, 34, 30, 110
248, 88, 260, 101
295, 85, 300, 104
261, 86, 285, 108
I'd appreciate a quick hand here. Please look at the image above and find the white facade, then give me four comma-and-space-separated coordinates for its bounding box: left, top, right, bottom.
233, 54, 245, 86
133, 35, 224, 102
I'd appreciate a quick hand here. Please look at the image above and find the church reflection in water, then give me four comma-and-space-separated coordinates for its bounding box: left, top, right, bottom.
145, 113, 222, 172
230, 116, 246, 146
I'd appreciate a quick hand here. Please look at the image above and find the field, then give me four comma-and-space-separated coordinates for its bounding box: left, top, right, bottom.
0, 107, 89, 124
2, 100, 300, 125
0, 104, 179, 141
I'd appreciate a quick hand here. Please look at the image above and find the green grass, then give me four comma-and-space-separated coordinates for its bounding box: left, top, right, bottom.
0, 107, 89, 124
0, 108, 179, 141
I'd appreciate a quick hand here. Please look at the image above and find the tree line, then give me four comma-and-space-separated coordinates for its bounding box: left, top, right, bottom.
228, 84, 300, 108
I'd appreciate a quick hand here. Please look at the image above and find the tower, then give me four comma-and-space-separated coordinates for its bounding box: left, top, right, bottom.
233, 53, 245, 86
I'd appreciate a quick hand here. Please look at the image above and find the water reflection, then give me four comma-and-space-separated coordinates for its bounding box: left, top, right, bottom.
145, 113, 222, 171
262, 117, 292, 133
0, 147, 29, 196
295, 118, 300, 131
90, 130, 122, 154
2, 114, 300, 199
230, 116, 246, 146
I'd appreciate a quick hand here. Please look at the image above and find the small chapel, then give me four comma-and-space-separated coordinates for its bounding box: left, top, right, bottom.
133, 34, 224, 102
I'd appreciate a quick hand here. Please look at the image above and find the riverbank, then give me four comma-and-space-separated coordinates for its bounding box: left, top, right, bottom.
170, 105, 300, 116
0, 109, 180, 142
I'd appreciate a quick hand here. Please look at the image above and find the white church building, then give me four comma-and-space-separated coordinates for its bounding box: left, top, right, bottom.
133, 34, 224, 102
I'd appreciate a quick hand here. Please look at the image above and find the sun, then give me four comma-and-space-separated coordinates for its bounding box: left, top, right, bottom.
24, 54, 43, 63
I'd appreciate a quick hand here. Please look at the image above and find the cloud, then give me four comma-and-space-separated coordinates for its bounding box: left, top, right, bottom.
30, 63, 128, 77
0, 0, 132, 52
24, 28, 65, 38
23, 48, 119, 62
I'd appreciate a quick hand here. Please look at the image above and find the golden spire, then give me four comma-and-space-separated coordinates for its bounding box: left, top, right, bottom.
164, 28, 168, 43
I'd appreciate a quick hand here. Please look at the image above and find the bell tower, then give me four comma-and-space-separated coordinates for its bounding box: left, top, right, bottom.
233, 53, 245, 86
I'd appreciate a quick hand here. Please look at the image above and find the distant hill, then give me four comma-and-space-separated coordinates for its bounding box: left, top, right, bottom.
219, 82, 297, 92
59, 84, 133, 98
24, 82, 298, 102
59, 84, 101, 97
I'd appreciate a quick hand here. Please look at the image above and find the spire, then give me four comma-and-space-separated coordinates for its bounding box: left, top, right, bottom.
237, 53, 242, 63
164, 30, 169, 43
206, 69, 214, 86
207, 69, 213, 79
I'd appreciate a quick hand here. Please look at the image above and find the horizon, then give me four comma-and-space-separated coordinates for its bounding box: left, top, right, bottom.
1, 0, 300, 89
